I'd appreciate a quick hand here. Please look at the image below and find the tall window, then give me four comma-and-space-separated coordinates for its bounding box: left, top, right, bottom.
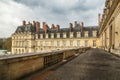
70, 41, 73, 47
45, 41, 48, 46
63, 41, 66, 47
70, 32, 73, 38
85, 40, 88, 47
40, 41, 43, 46
57, 41, 60, 47
51, 41, 54, 46
93, 40, 96, 47
77, 40, 80, 47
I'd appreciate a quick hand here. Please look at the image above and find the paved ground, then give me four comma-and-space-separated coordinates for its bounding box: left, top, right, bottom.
24, 48, 120, 80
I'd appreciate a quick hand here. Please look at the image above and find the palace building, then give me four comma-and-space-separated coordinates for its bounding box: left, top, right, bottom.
99, 0, 120, 55
11, 21, 99, 54
11, 0, 120, 55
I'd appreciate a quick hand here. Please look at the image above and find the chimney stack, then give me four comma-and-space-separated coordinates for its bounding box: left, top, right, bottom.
69, 23, 73, 32
36, 21, 40, 33
56, 25, 60, 31
22, 20, 26, 25
33, 21, 36, 27
44, 24, 49, 33
42, 22, 46, 29
51, 24, 55, 30
98, 13, 101, 26
80, 22, 84, 32
74, 21, 77, 27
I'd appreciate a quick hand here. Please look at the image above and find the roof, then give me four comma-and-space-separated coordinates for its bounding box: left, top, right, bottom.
15, 23, 98, 38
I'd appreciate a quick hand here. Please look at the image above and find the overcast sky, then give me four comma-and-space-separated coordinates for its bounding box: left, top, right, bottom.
0, 0, 105, 38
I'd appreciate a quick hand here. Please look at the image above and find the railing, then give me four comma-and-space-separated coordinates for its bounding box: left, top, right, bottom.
0, 47, 90, 80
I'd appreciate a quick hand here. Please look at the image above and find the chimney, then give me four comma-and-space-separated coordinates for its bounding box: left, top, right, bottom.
51, 24, 55, 30
44, 24, 48, 33
74, 21, 77, 27
36, 21, 40, 33
80, 22, 84, 32
98, 13, 101, 26
33, 21, 36, 27
22, 20, 26, 25
56, 25, 60, 31
42, 22, 46, 29
69, 23, 73, 32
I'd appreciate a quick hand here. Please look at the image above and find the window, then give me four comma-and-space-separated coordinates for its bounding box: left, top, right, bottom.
85, 40, 88, 47
22, 49, 24, 53
51, 41, 54, 46
51, 33, 54, 38
92, 31, 97, 37
35, 41, 38, 46
40, 34, 43, 39
70, 41, 73, 47
57, 33, 60, 38
93, 40, 96, 47
77, 32, 81, 37
45, 41, 48, 46
84, 31, 88, 37
63, 41, 66, 47
36, 34, 38, 39
57, 41, 60, 47
46, 34, 48, 38
63, 33, 66, 38
77, 40, 80, 47
70, 32, 73, 38
40, 41, 43, 46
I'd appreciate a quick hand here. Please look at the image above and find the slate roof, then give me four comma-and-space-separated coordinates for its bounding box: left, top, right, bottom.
15, 24, 98, 38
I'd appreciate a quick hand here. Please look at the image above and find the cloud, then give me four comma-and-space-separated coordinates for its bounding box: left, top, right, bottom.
0, 0, 105, 37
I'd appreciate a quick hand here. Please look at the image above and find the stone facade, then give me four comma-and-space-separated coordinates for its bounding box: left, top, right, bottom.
12, 21, 99, 54
99, 0, 120, 55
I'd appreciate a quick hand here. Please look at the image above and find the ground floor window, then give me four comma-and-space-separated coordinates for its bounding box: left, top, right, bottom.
93, 40, 96, 47
85, 40, 88, 47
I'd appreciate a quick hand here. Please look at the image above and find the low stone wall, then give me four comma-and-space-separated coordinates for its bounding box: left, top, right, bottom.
0, 48, 89, 80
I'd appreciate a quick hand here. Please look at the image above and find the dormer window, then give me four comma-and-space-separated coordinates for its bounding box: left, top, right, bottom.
57, 33, 60, 38
84, 31, 88, 37
51, 33, 54, 38
63, 32, 66, 38
77, 32, 81, 37
46, 34, 48, 38
92, 31, 97, 37
36, 34, 38, 39
70, 32, 73, 38
40, 34, 43, 39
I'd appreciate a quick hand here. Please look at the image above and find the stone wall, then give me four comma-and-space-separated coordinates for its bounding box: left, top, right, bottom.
0, 48, 88, 80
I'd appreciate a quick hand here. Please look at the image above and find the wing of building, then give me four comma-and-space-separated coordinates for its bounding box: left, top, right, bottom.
11, 21, 99, 54
99, 0, 120, 55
